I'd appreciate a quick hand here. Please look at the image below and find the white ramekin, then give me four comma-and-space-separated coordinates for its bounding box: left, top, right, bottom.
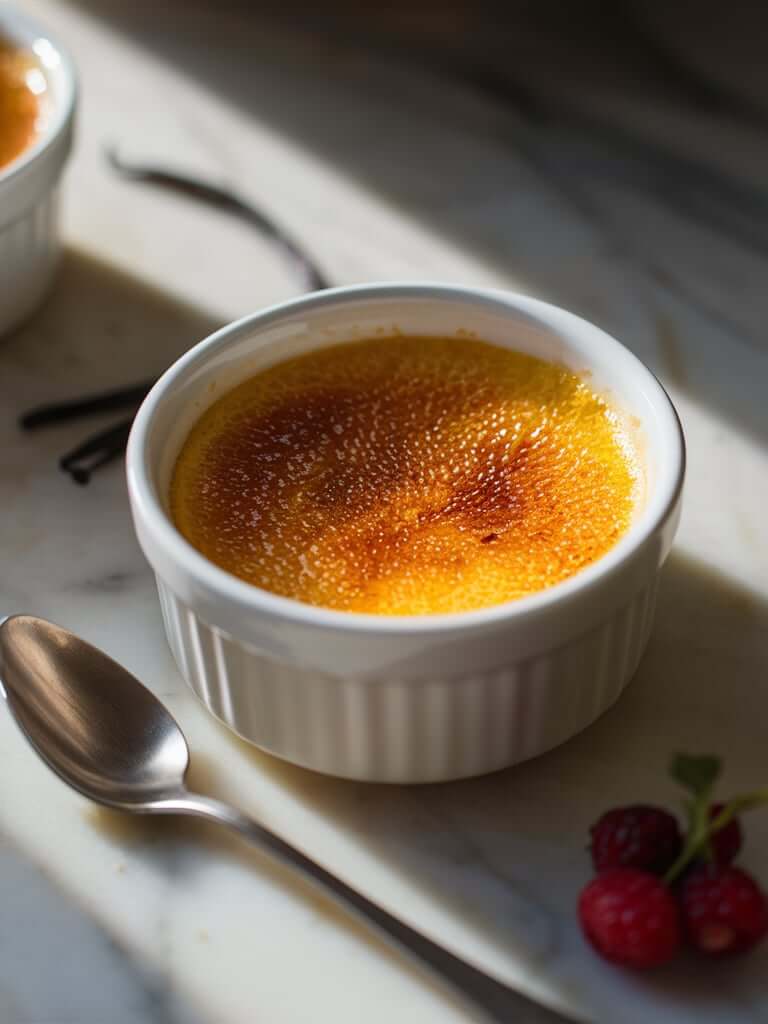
127, 284, 685, 783
0, 6, 76, 338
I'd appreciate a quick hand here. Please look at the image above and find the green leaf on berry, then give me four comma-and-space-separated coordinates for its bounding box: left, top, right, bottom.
670, 754, 721, 798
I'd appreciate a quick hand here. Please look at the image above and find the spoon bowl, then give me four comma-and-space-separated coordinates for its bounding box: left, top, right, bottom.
0, 614, 189, 807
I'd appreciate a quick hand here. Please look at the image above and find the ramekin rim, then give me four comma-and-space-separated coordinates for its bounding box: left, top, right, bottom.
0, 5, 77, 190
127, 282, 685, 636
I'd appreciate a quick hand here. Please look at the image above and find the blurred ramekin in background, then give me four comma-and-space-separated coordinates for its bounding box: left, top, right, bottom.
0, 6, 76, 337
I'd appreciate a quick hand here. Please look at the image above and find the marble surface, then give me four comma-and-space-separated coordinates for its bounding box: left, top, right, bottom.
2, 2, 768, 1021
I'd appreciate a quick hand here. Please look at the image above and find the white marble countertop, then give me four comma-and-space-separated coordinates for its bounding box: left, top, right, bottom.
2, 2, 768, 1021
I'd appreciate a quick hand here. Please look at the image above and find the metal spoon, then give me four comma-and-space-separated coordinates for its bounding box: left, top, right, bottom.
0, 614, 570, 1024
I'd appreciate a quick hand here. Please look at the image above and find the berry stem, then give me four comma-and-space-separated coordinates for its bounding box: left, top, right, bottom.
664, 787, 768, 884
665, 790, 713, 883
715, 788, 768, 819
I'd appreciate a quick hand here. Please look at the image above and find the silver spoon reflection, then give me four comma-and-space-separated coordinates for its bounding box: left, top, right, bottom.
0, 615, 569, 1024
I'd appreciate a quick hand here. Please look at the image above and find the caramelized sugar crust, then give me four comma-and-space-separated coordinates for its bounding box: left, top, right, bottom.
0, 39, 40, 170
171, 336, 638, 615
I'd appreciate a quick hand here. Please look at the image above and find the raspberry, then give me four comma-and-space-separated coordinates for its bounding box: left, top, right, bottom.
681, 865, 768, 955
578, 869, 682, 968
708, 803, 743, 865
589, 805, 683, 874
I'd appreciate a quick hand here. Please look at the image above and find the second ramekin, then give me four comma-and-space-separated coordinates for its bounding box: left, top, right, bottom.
0, 7, 76, 337
127, 284, 685, 783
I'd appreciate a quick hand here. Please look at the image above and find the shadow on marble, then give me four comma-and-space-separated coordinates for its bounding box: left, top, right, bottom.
70, 0, 768, 451
85, 759, 460, 1016
0, 834, 206, 1024
1, 245, 221, 503
86, 547, 768, 1017
5, 246, 220, 398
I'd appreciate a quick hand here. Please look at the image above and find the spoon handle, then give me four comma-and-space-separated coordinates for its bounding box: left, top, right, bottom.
157, 792, 570, 1024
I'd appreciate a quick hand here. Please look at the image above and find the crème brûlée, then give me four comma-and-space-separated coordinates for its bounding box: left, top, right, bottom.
170, 336, 641, 615
0, 36, 42, 170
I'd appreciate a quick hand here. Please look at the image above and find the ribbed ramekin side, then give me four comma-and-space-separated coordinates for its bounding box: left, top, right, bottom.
157, 579, 657, 783
0, 192, 60, 337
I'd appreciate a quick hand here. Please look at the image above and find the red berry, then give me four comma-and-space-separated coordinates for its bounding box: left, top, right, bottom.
707, 803, 743, 865
578, 869, 682, 968
590, 805, 683, 874
680, 865, 768, 956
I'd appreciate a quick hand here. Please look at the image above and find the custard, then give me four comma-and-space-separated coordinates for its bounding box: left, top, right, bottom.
171, 336, 639, 615
0, 37, 42, 170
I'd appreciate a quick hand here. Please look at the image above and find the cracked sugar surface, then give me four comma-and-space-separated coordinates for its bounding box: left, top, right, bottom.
171, 335, 639, 615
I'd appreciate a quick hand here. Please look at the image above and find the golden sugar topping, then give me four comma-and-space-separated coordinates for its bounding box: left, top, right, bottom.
171, 336, 639, 615
0, 38, 42, 170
